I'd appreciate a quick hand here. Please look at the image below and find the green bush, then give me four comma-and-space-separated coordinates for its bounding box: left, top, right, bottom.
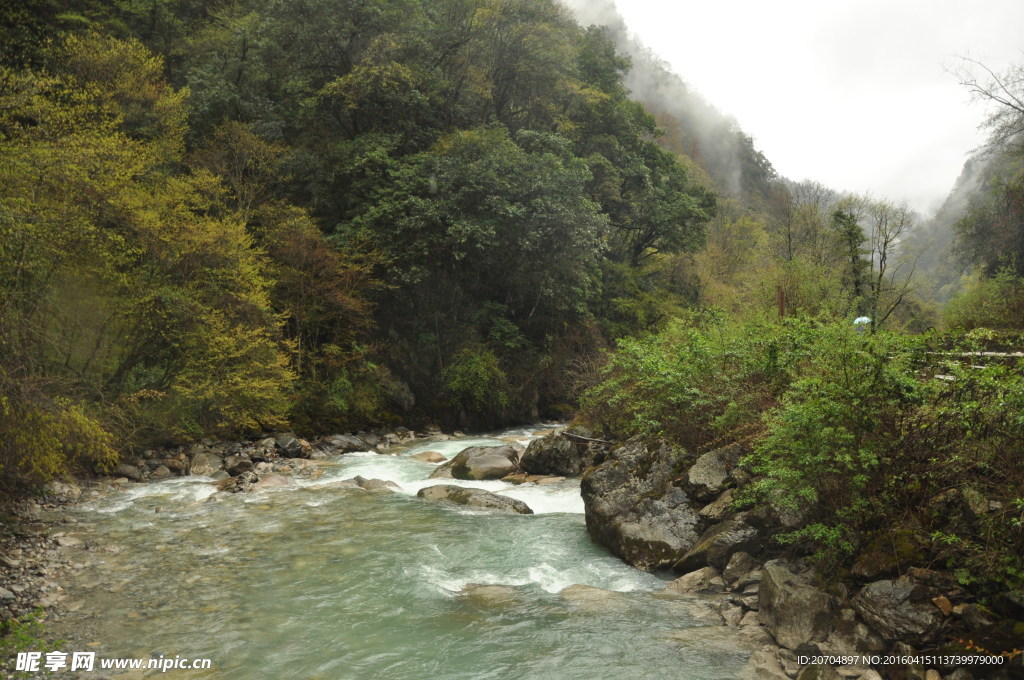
0, 375, 117, 496
745, 327, 923, 556
442, 346, 511, 416
579, 312, 816, 450
943, 267, 1024, 331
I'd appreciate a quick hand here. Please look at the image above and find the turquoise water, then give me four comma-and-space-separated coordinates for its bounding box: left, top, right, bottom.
54, 427, 754, 679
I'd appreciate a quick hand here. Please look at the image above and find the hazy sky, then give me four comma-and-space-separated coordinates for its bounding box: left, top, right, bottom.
594, 0, 1024, 215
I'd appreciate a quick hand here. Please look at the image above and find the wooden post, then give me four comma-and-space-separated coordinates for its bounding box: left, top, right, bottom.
777, 284, 786, 318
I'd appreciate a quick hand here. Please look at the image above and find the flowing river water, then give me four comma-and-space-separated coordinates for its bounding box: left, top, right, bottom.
52, 426, 756, 679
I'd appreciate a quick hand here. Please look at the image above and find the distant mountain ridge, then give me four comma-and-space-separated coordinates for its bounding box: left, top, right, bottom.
561, 0, 777, 206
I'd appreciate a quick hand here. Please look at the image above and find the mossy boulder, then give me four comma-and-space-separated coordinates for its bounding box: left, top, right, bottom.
580, 438, 702, 571
850, 528, 926, 580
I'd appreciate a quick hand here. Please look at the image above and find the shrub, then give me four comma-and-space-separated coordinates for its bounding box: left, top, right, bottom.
744, 327, 923, 557
943, 267, 1024, 331
0, 375, 116, 497
442, 346, 510, 416
578, 312, 816, 450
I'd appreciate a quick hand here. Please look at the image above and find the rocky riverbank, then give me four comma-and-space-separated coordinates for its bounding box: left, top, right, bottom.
1, 483, 94, 625
516, 430, 1024, 680
5, 424, 1020, 679
0, 425, 462, 666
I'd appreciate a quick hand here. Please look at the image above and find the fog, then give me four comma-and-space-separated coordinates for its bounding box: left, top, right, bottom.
561, 0, 1024, 216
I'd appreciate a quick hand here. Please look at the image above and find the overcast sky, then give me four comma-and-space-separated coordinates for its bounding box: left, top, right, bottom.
593, 0, 1024, 215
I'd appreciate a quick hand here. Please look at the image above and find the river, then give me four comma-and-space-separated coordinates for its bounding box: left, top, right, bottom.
52, 425, 755, 679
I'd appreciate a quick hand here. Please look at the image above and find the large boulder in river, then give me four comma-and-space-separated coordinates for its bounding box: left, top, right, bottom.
417, 485, 533, 514
189, 452, 223, 477
428, 445, 519, 480
759, 562, 838, 650
851, 578, 945, 645
519, 432, 602, 477
580, 438, 702, 571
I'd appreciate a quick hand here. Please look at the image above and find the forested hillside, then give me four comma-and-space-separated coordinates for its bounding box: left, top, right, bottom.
1, 0, 722, 493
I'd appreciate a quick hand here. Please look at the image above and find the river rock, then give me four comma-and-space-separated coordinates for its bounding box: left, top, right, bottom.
851, 579, 945, 645
759, 562, 838, 650
665, 566, 726, 594
44, 481, 82, 500
674, 519, 762, 572
162, 457, 188, 473
723, 551, 758, 585
559, 584, 628, 613
428, 445, 519, 481
956, 603, 996, 629
794, 665, 845, 680
224, 455, 253, 476
687, 444, 741, 501
519, 432, 600, 477
346, 476, 401, 492
190, 452, 223, 476
580, 438, 702, 571
740, 649, 791, 680
411, 451, 447, 463
114, 463, 144, 482
992, 590, 1024, 618
149, 465, 172, 478
307, 480, 361, 490
417, 485, 533, 514
275, 433, 311, 458
822, 607, 887, 655
224, 471, 259, 493
322, 434, 374, 453
253, 474, 294, 490
698, 489, 736, 521
461, 584, 522, 607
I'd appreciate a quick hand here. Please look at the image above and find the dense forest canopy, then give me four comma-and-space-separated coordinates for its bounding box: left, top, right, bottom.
0, 0, 719, 492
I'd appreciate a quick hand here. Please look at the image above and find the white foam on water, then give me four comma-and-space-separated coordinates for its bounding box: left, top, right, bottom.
82, 477, 219, 513
492, 423, 564, 440
80, 423, 573, 516
498, 483, 584, 514
417, 564, 534, 595
416, 557, 656, 596
305, 445, 587, 515
397, 437, 506, 460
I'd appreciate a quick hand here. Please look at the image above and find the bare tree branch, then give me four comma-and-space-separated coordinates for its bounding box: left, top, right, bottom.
951, 56, 1024, 156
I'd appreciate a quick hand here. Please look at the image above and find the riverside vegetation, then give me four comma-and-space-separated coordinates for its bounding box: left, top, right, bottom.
1, 0, 1024, 678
